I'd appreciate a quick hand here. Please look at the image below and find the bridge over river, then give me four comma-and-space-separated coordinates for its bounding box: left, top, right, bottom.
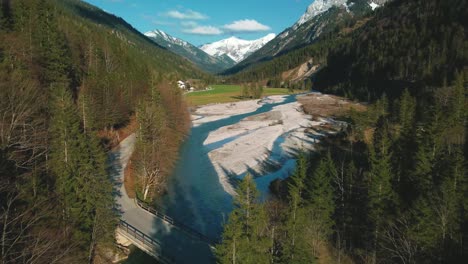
110, 134, 215, 263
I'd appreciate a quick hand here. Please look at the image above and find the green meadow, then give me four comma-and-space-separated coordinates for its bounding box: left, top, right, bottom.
185, 85, 291, 106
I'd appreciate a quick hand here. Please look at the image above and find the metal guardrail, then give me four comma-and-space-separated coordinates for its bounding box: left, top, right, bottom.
118, 219, 175, 264
135, 198, 217, 245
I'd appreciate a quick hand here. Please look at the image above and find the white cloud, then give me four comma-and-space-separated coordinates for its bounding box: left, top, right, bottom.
181, 21, 199, 28
183, 26, 223, 35
166, 10, 208, 20
223, 19, 271, 33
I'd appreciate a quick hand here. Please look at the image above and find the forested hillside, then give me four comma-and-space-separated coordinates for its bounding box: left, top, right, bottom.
217, 0, 467, 263
225, 0, 375, 76
0, 0, 204, 262
314, 0, 468, 101
218, 79, 467, 263
227, 0, 467, 101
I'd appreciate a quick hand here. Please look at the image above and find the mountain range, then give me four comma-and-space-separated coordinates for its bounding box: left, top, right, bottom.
145, 30, 236, 73
145, 30, 277, 73
143, 1, 389, 75
199, 33, 276, 63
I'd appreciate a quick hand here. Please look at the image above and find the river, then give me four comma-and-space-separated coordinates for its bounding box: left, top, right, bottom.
157, 94, 300, 238
124, 94, 310, 263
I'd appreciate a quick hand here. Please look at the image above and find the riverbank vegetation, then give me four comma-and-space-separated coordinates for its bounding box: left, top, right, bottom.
217, 74, 467, 263
132, 83, 190, 201
0, 0, 200, 262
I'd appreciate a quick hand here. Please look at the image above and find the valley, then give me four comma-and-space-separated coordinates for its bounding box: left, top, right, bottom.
119, 92, 358, 263
0, 0, 466, 264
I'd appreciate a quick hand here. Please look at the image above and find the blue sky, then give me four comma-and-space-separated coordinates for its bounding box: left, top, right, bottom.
84, 0, 312, 46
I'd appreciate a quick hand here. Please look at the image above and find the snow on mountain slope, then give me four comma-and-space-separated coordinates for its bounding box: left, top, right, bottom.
295, 0, 348, 29
145, 29, 190, 48
200, 33, 276, 63
144, 30, 236, 73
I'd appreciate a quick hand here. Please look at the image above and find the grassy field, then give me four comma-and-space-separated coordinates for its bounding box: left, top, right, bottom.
185, 85, 291, 106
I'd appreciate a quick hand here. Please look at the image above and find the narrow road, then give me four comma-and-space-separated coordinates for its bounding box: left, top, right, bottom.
110, 134, 213, 263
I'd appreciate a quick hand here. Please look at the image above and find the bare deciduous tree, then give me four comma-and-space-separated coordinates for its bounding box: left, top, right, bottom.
0, 186, 77, 264
381, 217, 419, 264
0, 74, 47, 170
133, 99, 170, 200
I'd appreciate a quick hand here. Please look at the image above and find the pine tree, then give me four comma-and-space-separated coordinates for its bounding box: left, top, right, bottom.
394, 89, 417, 199
35, 0, 72, 86
245, 204, 271, 264
367, 118, 396, 263
283, 152, 315, 263
235, 174, 260, 237
411, 172, 461, 261
306, 151, 336, 237
447, 71, 466, 146
216, 174, 271, 264
78, 133, 116, 261
413, 143, 435, 194
49, 83, 115, 253
216, 208, 244, 264
48, 82, 83, 225
288, 152, 308, 218
398, 89, 416, 132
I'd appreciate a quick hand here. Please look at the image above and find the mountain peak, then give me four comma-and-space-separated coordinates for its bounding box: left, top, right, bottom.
145, 29, 190, 47
295, 0, 348, 28
200, 34, 276, 63
262, 33, 277, 40
226, 36, 242, 41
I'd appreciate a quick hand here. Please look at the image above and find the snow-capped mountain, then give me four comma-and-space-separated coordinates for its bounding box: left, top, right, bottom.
226, 0, 390, 74
200, 33, 276, 63
145, 30, 235, 73
295, 0, 348, 29
295, 0, 387, 28
146, 29, 191, 49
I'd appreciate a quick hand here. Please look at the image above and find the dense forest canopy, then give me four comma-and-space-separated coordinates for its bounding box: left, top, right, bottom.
216, 0, 468, 263
0, 0, 203, 262
314, 0, 468, 101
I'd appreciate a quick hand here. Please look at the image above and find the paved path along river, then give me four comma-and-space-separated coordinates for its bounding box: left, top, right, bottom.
111, 134, 213, 263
